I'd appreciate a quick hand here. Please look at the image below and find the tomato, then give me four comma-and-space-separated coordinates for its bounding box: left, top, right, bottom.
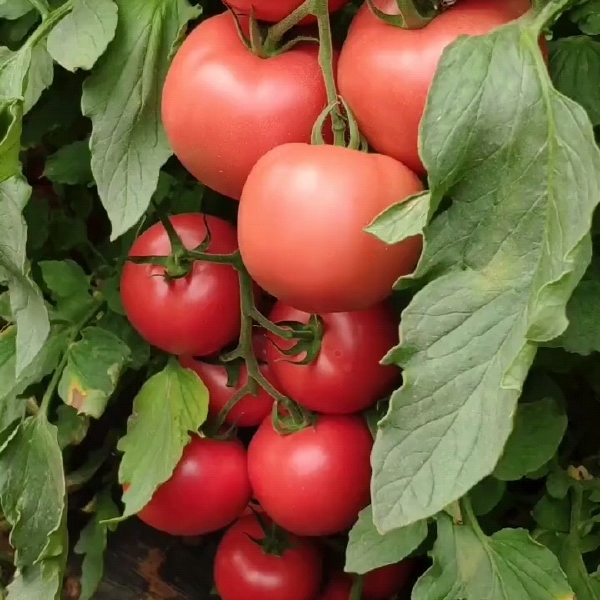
265, 301, 400, 414
318, 572, 353, 600
162, 12, 335, 200
227, 0, 349, 23
120, 214, 241, 357
247, 414, 373, 536
338, 0, 534, 175
179, 332, 276, 427
238, 143, 423, 313
136, 435, 252, 536
214, 515, 323, 600
362, 562, 416, 600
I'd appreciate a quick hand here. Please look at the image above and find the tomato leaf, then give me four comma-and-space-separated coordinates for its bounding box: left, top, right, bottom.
81, 0, 200, 239
0, 416, 66, 568
412, 513, 573, 600
0, 0, 34, 20
74, 490, 119, 600
55, 405, 89, 449
39, 259, 90, 299
569, 0, 600, 35
533, 495, 572, 533
96, 311, 150, 370
43, 140, 93, 185
469, 477, 507, 517
345, 505, 427, 574
23, 42, 53, 114
117, 359, 209, 518
494, 397, 567, 481
370, 7, 600, 531
0, 100, 22, 184
550, 37, 600, 126
57, 326, 131, 418
0, 177, 50, 376
46, 0, 118, 72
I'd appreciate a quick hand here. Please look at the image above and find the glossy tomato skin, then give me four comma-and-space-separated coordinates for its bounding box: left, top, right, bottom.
248, 414, 373, 536
120, 214, 241, 357
238, 143, 423, 313
266, 301, 400, 415
227, 0, 349, 23
338, 0, 533, 175
214, 515, 323, 600
362, 562, 416, 600
137, 436, 252, 536
179, 333, 276, 427
162, 12, 335, 200
318, 572, 353, 600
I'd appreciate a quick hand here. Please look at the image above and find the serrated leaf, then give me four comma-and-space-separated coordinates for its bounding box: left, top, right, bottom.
47, 0, 118, 72
345, 505, 427, 574
550, 37, 600, 127
0, 416, 65, 568
74, 490, 118, 600
43, 140, 92, 185
58, 326, 130, 418
39, 259, 89, 299
412, 513, 573, 600
117, 359, 209, 518
494, 397, 567, 481
370, 11, 600, 531
81, 0, 200, 239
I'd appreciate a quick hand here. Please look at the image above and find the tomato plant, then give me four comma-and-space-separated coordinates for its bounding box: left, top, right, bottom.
2, 0, 600, 598
265, 301, 400, 414
238, 143, 424, 313
214, 514, 323, 600
134, 435, 252, 536
247, 414, 373, 536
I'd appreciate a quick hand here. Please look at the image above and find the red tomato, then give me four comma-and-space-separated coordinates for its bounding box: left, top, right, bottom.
162, 12, 335, 200
214, 514, 323, 600
227, 0, 349, 23
338, 0, 534, 175
238, 143, 423, 313
120, 214, 241, 357
136, 435, 252, 536
247, 414, 373, 536
318, 572, 353, 600
179, 332, 276, 427
362, 562, 416, 600
265, 301, 400, 414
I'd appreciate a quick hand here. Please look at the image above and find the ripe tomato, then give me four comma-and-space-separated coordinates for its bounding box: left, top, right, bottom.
120, 214, 241, 357
318, 572, 353, 600
179, 331, 276, 427
162, 12, 335, 200
214, 515, 323, 600
227, 0, 349, 23
338, 0, 534, 175
136, 435, 252, 536
247, 414, 373, 536
238, 143, 423, 313
362, 562, 416, 600
265, 301, 400, 414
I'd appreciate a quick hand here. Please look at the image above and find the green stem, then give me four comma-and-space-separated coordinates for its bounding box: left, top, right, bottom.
264, 0, 313, 49
29, 0, 50, 18
38, 301, 103, 417
349, 575, 364, 600
459, 496, 485, 537
25, 0, 72, 49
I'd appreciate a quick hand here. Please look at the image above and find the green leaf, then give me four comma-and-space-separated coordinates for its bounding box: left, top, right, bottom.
81, 0, 200, 239
569, 0, 600, 35
493, 397, 567, 481
43, 140, 93, 185
345, 505, 427, 574
0, 100, 22, 184
0, 395, 25, 434
55, 404, 89, 449
0, 0, 33, 20
469, 477, 507, 516
47, 0, 118, 72
40, 258, 89, 298
23, 42, 53, 114
117, 360, 209, 518
96, 311, 150, 370
0, 416, 65, 568
0, 177, 50, 376
366, 191, 431, 246
533, 495, 571, 534
74, 490, 119, 600
57, 326, 131, 418
550, 37, 600, 127
412, 513, 573, 600
370, 12, 600, 531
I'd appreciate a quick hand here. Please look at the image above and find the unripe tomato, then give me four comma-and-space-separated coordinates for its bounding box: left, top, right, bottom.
238, 143, 423, 313
136, 435, 252, 536
248, 414, 373, 536
265, 301, 400, 415
214, 515, 323, 600
120, 214, 241, 357
338, 0, 534, 175
162, 12, 335, 200
227, 0, 349, 23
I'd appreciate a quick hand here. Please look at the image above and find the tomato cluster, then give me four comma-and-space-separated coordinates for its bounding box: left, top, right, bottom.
119, 0, 535, 598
